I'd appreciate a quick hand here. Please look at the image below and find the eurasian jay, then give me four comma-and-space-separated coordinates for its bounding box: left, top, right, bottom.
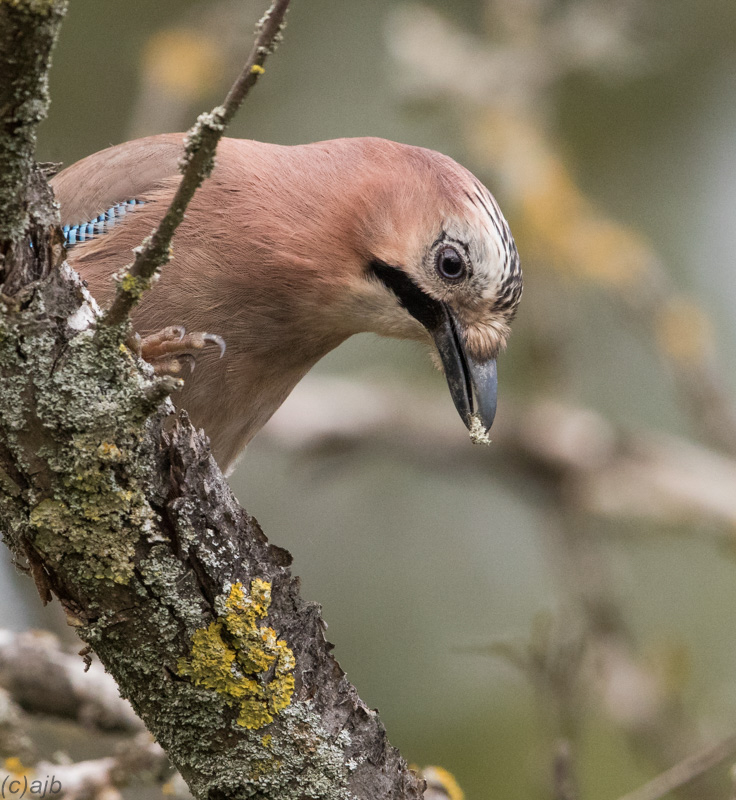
51, 135, 522, 472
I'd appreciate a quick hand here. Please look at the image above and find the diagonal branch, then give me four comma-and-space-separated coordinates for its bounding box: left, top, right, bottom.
0, 2, 426, 798
616, 733, 736, 800
100, 0, 291, 329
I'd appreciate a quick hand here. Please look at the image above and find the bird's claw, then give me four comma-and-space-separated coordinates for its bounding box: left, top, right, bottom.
200, 332, 227, 359
133, 326, 226, 378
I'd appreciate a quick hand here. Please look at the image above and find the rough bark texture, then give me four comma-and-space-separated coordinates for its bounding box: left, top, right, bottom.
0, 2, 425, 798
0, 0, 68, 286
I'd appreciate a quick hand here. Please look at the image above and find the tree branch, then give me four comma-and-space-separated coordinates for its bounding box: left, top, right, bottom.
0, 734, 171, 800
0, 630, 142, 731
616, 733, 736, 800
262, 376, 736, 530
0, 0, 67, 293
0, 3, 425, 798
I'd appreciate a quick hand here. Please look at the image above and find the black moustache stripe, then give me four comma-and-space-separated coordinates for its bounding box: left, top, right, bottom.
368, 260, 444, 331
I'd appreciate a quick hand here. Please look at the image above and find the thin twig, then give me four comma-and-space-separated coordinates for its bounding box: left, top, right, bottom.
99, 0, 291, 329
616, 734, 736, 800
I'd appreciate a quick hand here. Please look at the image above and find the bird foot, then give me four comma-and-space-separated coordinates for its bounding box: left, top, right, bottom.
129, 325, 226, 377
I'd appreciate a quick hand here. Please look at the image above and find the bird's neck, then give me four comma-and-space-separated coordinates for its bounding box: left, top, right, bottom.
167, 276, 352, 471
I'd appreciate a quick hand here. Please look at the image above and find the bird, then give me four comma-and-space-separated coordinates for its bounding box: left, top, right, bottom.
51, 134, 522, 473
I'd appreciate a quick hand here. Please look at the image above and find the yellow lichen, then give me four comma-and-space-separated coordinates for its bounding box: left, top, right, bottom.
119, 272, 150, 299
250, 64, 265, 75
97, 441, 122, 462
178, 580, 295, 729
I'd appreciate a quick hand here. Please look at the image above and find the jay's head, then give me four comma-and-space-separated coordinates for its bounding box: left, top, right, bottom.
321, 139, 522, 433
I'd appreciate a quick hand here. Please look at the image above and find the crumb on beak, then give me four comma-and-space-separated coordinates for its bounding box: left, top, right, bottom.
468, 413, 492, 446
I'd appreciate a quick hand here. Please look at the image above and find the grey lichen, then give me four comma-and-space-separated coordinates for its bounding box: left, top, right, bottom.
136, 546, 207, 630
180, 106, 227, 179
0, 1, 60, 13
255, 3, 287, 56
0, 264, 423, 798
0, 271, 168, 590
0, 0, 67, 239
177, 701, 357, 800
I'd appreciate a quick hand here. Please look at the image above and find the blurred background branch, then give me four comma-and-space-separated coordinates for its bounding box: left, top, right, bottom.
264, 376, 736, 531
0, 631, 141, 733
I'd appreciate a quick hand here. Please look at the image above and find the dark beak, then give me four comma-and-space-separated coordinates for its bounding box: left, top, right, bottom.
432, 306, 498, 432
365, 259, 498, 431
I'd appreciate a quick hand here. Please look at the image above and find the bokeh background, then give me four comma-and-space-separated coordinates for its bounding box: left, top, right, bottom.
3, 1, 736, 797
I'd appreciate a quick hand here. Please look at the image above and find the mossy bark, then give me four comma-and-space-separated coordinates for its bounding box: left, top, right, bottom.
0, 3, 425, 798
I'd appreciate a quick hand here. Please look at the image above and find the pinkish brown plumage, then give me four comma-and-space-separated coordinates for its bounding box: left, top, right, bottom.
51, 134, 521, 472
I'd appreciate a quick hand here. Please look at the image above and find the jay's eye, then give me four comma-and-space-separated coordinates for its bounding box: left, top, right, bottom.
435, 245, 466, 282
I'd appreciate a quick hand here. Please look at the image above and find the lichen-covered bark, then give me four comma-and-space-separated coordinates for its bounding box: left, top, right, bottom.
0, 3, 425, 798
0, 260, 425, 799
0, 0, 67, 245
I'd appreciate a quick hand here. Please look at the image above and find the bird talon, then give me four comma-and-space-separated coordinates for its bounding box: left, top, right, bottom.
137, 326, 226, 377
150, 355, 195, 377
203, 333, 226, 358
178, 353, 197, 373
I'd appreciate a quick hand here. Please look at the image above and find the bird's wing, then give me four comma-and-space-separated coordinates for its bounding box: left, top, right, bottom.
50, 133, 186, 226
